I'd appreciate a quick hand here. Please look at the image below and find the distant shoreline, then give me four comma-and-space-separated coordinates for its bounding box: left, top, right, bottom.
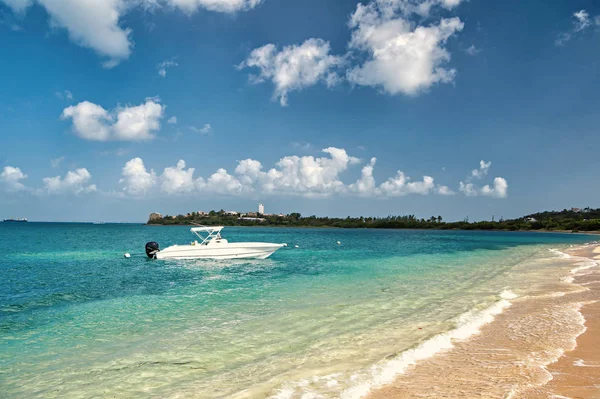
4, 221, 599, 235
145, 223, 600, 235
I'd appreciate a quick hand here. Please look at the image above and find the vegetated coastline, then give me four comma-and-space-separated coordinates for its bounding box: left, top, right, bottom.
147, 207, 600, 233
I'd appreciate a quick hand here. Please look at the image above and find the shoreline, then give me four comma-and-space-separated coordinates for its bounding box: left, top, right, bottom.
145, 223, 600, 235
365, 244, 600, 399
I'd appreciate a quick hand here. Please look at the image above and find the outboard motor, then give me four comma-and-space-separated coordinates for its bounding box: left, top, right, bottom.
145, 242, 160, 259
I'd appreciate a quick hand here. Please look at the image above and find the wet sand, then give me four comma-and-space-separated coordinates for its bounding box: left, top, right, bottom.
527, 246, 600, 399
367, 245, 600, 399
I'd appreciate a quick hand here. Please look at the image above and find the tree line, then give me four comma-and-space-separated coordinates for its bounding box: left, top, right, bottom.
147, 207, 600, 232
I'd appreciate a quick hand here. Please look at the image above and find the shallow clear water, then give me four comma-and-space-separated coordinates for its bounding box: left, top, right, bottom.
0, 223, 593, 398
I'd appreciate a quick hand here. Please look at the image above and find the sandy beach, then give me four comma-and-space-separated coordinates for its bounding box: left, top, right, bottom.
367, 244, 600, 399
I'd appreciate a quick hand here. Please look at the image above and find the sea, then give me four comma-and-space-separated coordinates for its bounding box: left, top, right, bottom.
0, 223, 595, 398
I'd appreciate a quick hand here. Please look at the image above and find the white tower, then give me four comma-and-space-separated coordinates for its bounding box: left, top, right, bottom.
258, 203, 265, 215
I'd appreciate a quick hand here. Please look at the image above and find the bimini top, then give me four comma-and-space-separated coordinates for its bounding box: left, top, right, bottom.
190, 226, 223, 233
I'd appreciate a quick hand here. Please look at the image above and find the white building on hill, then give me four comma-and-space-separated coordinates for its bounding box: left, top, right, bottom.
258, 203, 265, 215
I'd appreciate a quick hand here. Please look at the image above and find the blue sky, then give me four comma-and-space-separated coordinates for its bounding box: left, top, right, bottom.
0, 0, 599, 222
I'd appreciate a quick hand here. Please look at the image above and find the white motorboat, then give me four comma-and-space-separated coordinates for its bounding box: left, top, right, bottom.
145, 226, 287, 260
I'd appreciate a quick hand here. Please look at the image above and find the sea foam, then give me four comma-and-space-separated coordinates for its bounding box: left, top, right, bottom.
270, 291, 518, 399
550, 249, 571, 259
339, 292, 516, 399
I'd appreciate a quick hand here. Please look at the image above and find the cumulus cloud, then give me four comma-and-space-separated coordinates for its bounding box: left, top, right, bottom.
200, 168, 243, 195
378, 172, 435, 196
157, 60, 178, 77
459, 161, 508, 198
43, 168, 97, 195
436, 185, 455, 195
118, 147, 465, 199
470, 160, 491, 180
0, 0, 261, 67
556, 9, 599, 46
458, 181, 477, 196
349, 157, 377, 195
481, 177, 508, 198
236, 0, 466, 103
239, 38, 344, 106
39, 0, 131, 68
260, 147, 361, 195
61, 98, 165, 141
119, 157, 156, 196
347, 0, 464, 95
0, 166, 28, 192
160, 160, 198, 194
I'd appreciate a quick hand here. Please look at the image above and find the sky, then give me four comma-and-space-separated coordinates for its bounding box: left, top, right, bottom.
0, 0, 599, 222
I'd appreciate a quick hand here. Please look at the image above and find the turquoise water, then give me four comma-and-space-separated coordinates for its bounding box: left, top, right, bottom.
0, 223, 593, 398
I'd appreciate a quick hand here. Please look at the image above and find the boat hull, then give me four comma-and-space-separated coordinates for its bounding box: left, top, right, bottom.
155, 242, 285, 260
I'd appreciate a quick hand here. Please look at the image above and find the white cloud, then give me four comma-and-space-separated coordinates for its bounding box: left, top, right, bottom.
119, 148, 362, 197
377, 172, 435, 196
167, 116, 178, 124
573, 9, 591, 32
459, 161, 508, 198
164, 0, 262, 14
201, 168, 243, 195
236, 0, 466, 103
439, 0, 461, 9
235, 158, 263, 185
119, 157, 156, 196
378, 0, 464, 18
0, 166, 28, 192
470, 160, 491, 179
0, 0, 260, 67
349, 157, 377, 195
436, 185, 455, 195
61, 98, 165, 141
157, 60, 178, 77
190, 124, 212, 134
117, 149, 507, 200
160, 160, 198, 194
43, 168, 97, 194
38, 0, 131, 68
239, 38, 344, 106
50, 156, 65, 168
261, 147, 361, 196
481, 177, 508, 198
459, 181, 477, 196
347, 0, 464, 96
556, 9, 599, 46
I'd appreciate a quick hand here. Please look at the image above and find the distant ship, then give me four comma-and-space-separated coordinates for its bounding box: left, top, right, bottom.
3, 217, 28, 222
